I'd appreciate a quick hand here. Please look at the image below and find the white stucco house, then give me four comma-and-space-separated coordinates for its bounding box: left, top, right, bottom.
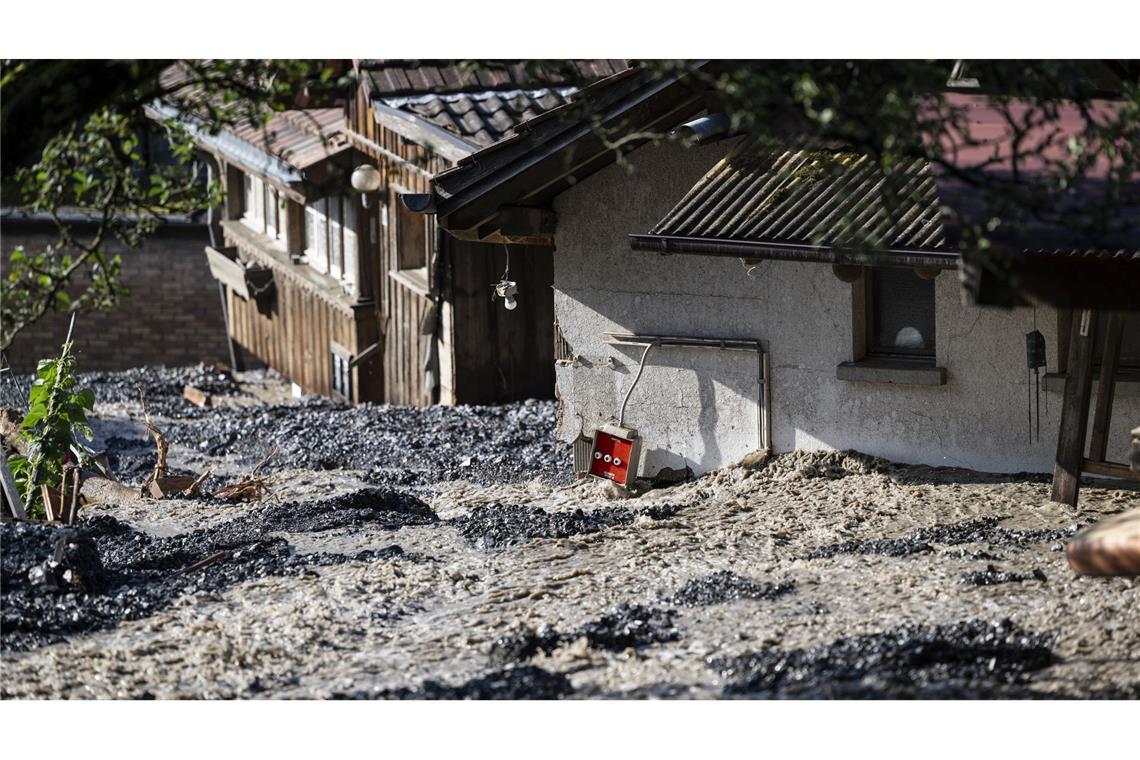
408, 64, 1140, 488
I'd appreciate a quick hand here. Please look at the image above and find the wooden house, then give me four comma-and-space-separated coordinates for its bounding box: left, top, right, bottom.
157, 59, 625, 405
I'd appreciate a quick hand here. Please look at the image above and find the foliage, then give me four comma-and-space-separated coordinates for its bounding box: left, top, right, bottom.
0, 59, 344, 353
7, 337, 94, 519
588, 60, 1140, 268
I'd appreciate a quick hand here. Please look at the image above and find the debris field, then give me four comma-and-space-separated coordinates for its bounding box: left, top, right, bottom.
1, 365, 1138, 699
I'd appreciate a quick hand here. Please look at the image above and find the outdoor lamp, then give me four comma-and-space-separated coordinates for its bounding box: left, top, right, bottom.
351, 164, 383, 207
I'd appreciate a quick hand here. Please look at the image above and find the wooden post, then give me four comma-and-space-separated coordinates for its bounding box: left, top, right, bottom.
1088, 312, 1123, 463
1051, 309, 1099, 506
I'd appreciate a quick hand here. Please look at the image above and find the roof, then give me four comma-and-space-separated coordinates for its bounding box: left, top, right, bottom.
150, 63, 353, 200
648, 137, 948, 253
224, 108, 350, 171
358, 60, 627, 98
421, 64, 710, 234
382, 87, 577, 149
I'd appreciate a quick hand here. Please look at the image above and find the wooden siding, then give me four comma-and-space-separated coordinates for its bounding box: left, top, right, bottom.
222, 222, 382, 403
342, 88, 556, 405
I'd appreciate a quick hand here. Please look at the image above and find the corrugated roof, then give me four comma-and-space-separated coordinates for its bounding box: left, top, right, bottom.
650, 137, 949, 252
359, 60, 627, 97
381, 87, 576, 148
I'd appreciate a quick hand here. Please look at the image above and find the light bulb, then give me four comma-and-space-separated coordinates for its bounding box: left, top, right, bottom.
504, 296, 518, 311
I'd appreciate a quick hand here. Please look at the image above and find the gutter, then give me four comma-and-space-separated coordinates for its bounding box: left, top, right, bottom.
628, 234, 961, 269
145, 101, 308, 200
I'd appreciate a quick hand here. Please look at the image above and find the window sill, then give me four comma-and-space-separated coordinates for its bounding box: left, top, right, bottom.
837, 357, 947, 386
1044, 372, 1140, 398
389, 268, 431, 297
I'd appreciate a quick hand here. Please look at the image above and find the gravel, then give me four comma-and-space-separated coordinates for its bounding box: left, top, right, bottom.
449, 503, 685, 550
713, 619, 1059, 698
802, 517, 1084, 560
667, 571, 796, 607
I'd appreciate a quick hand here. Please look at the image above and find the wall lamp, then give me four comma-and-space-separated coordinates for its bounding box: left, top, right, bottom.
350, 164, 383, 207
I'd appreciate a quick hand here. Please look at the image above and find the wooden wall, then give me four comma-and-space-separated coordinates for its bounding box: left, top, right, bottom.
223, 222, 382, 403
450, 240, 555, 404
343, 87, 556, 406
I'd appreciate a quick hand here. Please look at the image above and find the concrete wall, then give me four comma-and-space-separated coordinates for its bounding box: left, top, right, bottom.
3, 222, 229, 373
551, 141, 1140, 476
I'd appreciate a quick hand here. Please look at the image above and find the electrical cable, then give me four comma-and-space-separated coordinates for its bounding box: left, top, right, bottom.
619, 340, 658, 428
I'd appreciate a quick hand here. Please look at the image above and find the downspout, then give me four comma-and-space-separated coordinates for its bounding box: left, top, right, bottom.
422, 221, 446, 404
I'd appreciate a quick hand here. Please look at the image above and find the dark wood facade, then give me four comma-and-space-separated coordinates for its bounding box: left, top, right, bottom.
182, 67, 559, 407
345, 84, 554, 406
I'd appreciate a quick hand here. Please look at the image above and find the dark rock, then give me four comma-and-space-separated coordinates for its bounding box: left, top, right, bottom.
450, 503, 685, 551
803, 517, 1083, 560
960, 565, 1048, 586
343, 666, 574, 700
668, 571, 795, 607
576, 604, 679, 652
713, 619, 1057, 698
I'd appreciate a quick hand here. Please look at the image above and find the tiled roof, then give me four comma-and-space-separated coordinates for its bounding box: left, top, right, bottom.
380, 87, 576, 148
650, 137, 949, 252
226, 108, 350, 170
359, 60, 627, 97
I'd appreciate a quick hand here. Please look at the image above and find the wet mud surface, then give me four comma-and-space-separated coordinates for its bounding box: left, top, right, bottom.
1, 489, 433, 652
2, 368, 1139, 699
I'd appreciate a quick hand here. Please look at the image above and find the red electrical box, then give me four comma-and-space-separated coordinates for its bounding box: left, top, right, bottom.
588, 423, 641, 488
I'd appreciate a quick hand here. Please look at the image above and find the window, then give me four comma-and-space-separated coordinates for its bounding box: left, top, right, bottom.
330, 343, 353, 400
303, 195, 357, 294
240, 173, 286, 247
867, 268, 937, 360
395, 198, 428, 273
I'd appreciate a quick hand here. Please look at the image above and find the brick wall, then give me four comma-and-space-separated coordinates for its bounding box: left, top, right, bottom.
3, 220, 229, 373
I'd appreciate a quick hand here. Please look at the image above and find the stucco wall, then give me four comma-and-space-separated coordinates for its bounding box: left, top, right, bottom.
551, 141, 1140, 476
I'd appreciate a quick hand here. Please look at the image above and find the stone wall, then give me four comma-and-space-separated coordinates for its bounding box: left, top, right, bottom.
3, 220, 228, 373
550, 140, 1140, 476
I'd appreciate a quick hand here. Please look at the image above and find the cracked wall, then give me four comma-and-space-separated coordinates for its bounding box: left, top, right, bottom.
551, 140, 1140, 476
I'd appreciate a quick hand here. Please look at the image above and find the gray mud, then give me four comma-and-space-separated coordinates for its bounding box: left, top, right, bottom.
2, 368, 1138, 699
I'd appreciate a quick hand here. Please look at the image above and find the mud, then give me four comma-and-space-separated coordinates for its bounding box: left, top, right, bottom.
1, 488, 433, 652
802, 517, 1082, 560
667, 571, 795, 607
3, 367, 1138, 699
450, 503, 684, 550
714, 619, 1059, 698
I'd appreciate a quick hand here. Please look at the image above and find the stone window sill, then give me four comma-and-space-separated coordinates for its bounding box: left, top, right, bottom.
837, 357, 947, 386
1043, 372, 1140, 398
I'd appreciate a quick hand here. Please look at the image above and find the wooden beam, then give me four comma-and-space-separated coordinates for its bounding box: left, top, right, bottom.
1080, 458, 1140, 482
285, 200, 305, 258
1089, 312, 1123, 462
1051, 309, 1099, 506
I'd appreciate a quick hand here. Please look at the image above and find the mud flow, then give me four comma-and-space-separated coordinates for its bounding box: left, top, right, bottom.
2, 367, 1137, 699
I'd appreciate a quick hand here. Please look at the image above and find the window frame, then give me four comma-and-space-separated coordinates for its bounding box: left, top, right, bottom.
862, 266, 938, 363
389, 185, 430, 293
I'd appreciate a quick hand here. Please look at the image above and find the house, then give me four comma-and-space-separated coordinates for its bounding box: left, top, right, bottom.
411, 63, 1140, 489
155, 59, 626, 405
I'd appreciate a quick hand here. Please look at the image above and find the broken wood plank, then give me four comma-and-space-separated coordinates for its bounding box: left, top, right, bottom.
148, 475, 198, 499
182, 384, 212, 408
0, 456, 26, 520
